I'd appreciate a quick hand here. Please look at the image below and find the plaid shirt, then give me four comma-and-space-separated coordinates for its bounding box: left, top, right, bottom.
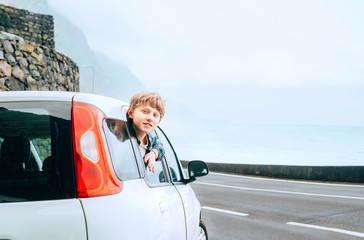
146, 132, 165, 161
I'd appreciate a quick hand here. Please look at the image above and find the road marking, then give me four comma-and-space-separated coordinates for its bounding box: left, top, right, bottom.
210, 172, 364, 188
194, 182, 364, 201
287, 222, 364, 238
202, 206, 249, 217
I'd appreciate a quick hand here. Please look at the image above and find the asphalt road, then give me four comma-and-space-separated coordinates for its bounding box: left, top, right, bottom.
191, 172, 364, 240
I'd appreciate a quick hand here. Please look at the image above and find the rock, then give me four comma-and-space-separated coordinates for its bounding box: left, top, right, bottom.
54, 61, 60, 72
3, 40, 14, 53
61, 75, 67, 85
29, 58, 37, 65
26, 75, 38, 90
57, 85, 65, 91
5, 53, 16, 64
0, 60, 12, 77
56, 73, 62, 83
66, 76, 71, 87
12, 66, 25, 81
56, 53, 63, 61
39, 85, 49, 91
50, 83, 57, 91
0, 77, 9, 90
0, 50, 4, 60
36, 47, 43, 53
0, 31, 24, 41
30, 69, 40, 78
35, 53, 46, 66
18, 41, 34, 53
29, 64, 36, 70
14, 50, 22, 57
19, 58, 28, 68
44, 49, 51, 57
59, 62, 65, 74
31, 51, 39, 59
8, 77, 26, 90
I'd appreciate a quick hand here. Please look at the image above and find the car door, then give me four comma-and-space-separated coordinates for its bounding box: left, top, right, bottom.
155, 128, 202, 240
123, 106, 187, 240
79, 107, 186, 240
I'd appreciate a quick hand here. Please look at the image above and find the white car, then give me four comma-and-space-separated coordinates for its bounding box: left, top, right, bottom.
0, 91, 208, 240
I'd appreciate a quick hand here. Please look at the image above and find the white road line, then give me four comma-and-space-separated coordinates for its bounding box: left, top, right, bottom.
210, 172, 364, 188
194, 182, 364, 201
287, 222, 364, 238
202, 206, 249, 217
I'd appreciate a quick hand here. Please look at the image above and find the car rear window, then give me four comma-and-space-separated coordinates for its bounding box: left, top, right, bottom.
103, 118, 140, 180
0, 101, 76, 203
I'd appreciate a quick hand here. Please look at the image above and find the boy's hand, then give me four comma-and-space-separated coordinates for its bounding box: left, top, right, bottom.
144, 152, 156, 173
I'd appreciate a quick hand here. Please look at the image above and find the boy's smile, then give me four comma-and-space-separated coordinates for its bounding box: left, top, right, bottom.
128, 104, 161, 142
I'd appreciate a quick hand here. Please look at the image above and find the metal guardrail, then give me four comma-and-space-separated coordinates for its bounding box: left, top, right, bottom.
181, 161, 364, 183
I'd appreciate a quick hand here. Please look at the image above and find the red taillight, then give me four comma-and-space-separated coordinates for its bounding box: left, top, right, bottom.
72, 102, 122, 198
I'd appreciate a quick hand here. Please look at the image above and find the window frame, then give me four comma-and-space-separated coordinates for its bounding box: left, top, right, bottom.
155, 127, 187, 185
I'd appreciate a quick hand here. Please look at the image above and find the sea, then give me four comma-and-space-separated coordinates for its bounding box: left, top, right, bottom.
162, 122, 364, 166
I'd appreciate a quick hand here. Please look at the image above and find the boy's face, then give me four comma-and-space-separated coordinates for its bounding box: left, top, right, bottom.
128, 104, 161, 136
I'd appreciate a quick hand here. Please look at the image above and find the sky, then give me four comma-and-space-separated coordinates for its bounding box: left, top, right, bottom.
3, 0, 364, 126
46, 0, 364, 85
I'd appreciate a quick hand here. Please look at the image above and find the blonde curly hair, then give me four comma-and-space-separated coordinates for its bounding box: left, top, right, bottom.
129, 92, 166, 119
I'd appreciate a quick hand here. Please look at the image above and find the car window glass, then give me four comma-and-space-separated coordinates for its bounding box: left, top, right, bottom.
144, 159, 168, 185
155, 128, 184, 183
104, 119, 139, 180
0, 102, 75, 203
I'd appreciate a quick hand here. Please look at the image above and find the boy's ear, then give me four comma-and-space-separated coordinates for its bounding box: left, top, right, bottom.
127, 108, 133, 119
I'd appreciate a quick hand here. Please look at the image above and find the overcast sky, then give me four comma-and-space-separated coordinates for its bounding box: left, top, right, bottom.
46, 0, 364, 87
3, 0, 364, 125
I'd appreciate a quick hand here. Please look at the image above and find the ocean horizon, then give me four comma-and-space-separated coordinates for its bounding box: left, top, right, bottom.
162, 122, 364, 166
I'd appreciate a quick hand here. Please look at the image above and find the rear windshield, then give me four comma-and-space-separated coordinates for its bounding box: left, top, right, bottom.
0, 101, 76, 203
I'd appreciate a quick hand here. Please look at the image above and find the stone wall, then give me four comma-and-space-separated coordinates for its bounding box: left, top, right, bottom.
0, 4, 54, 48
0, 32, 79, 91
0, 4, 79, 92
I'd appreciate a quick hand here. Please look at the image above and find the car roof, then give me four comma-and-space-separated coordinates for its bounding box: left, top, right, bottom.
0, 91, 77, 102
0, 91, 129, 120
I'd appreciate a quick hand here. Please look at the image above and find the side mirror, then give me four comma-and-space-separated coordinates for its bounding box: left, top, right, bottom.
184, 160, 209, 184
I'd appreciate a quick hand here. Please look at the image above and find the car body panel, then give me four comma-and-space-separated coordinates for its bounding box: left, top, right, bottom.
0, 200, 87, 240
174, 184, 201, 239
80, 179, 186, 240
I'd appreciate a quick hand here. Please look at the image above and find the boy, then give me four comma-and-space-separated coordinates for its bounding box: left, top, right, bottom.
127, 92, 165, 173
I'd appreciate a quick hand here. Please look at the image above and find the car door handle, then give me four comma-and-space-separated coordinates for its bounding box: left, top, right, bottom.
159, 201, 168, 214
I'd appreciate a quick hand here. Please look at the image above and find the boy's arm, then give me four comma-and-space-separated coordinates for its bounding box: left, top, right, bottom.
148, 133, 165, 161
144, 134, 165, 173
